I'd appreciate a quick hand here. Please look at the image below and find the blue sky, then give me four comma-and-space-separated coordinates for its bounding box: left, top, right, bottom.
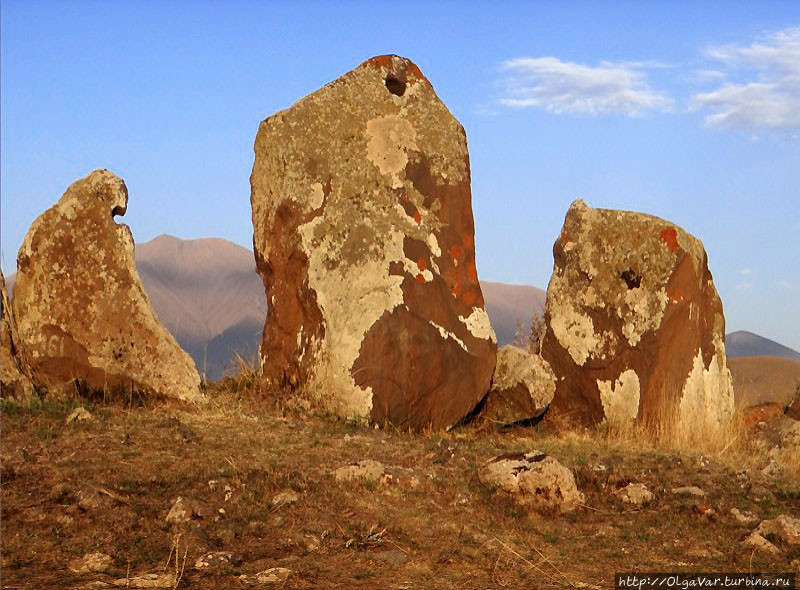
2, 1, 799, 349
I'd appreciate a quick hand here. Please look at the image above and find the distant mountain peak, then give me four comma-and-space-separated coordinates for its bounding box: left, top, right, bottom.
726, 330, 800, 360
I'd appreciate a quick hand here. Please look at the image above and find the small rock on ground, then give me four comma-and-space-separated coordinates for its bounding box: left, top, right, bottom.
66, 407, 93, 425
68, 552, 113, 574
239, 567, 292, 585
614, 483, 654, 506
671, 486, 705, 497
479, 451, 584, 512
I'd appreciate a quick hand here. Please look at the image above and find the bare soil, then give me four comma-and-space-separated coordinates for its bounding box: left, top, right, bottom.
2, 383, 799, 589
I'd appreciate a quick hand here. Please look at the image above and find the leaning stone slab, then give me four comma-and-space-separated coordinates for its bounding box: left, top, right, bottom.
541, 200, 733, 431
13, 169, 201, 402
1, 270, 36, 399
250, 55, 496, 429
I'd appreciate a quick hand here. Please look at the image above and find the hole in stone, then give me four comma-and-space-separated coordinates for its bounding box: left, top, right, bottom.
620, 268, 642, 289
385, 76, 406, 96
111, 204, 127, 221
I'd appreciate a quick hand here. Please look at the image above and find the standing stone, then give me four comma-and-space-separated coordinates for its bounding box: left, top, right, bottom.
478, 345, 555, 426
541, 200, 734, 431
13, 170, 202, 402
1, 271, 36, 399
250, 55, 496, 430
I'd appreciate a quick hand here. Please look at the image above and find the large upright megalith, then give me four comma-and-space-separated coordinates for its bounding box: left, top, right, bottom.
250, 55, 497, 430
1, 271, 36, 399
13, 169, 202, 402
541, 200, 734, 431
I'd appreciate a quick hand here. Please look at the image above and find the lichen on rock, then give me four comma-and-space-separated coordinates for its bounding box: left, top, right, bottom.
478, 345, 555, 426
12, 169, 202, 402
541, 200, 734, 432
1, 270, 36, 399
250, 55, 496, 430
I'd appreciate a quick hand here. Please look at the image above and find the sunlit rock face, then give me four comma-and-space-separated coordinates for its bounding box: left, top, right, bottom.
1, 270, 36, 399
12, 170, 202, 402
478, 345, 555, 426
250, 55, 496, 430
541, 200, 734, 431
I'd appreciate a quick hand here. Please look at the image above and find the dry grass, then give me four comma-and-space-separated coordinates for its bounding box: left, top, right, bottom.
2, 379, 799, 589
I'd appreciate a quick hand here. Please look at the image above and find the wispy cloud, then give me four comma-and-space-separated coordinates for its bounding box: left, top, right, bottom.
497, 57, 673, 116
739, 268, 752, 276
692, 26, 800, 130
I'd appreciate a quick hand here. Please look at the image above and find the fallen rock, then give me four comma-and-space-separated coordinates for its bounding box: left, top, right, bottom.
250, 54, 496, 430
730, 507, 758, 525
1, 270, 36, 399
478, 345, 555, 426
239, 567, 291, 586
671, 486, 706, 498
194, 551, 235, 570
756, 515, 800, 546
12, 169, 201, 402
333, 460, 419, 488
66, 407, 93, 425
478, 451, 584, 512
68, 552, 113, 574
614, 483, 654, 506
541, 200, 734, 431
744, 531, 781, 555
165, 496, 202, 524
111, 573, 175, 588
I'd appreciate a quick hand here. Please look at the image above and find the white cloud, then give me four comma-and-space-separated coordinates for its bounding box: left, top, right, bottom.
498, 57, 673, 116
739, 268, 752, 276
692, 26, 800, 130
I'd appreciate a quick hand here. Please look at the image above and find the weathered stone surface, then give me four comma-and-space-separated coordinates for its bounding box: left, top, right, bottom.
541, 200, 734, 431
478, 451, 584, 512
1, 271, 36, 399
333, 459, 419, 488
250, 55, 496, 429
68, 552, 113, 574
479, 345, 555, 426
12, 170, 201, 402
615, 483, 654, 506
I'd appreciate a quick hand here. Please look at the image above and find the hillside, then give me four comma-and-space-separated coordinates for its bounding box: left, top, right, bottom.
728, 355, 800, 409
133, 236, 547, 379
726, 330, 800, 360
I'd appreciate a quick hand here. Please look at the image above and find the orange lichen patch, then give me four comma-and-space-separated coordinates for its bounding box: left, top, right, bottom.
417, 258, 428, 272
450, 244, 463, 261
560, 228, 571, 244
360, 55, 430, 86
667, 288, 685, 303
404, 62, 430, 85
415, 273, 426, 285
462, 234, 474, 249
660, 227, 678, 252
414, 210, 422, 224
467, 262, 478, 282
361, 55, 395, 70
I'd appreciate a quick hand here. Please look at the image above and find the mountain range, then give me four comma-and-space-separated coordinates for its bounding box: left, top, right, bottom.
6, 235, 798, 384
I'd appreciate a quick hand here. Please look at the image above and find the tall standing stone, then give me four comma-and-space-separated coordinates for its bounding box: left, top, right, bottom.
1, 271, 36, 399
541, 200, 734, 431
250, 55, 496, 430
13, 170, 202, 402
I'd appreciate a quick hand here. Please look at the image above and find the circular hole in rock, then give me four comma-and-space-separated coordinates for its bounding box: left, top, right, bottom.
385, 76, 406, 97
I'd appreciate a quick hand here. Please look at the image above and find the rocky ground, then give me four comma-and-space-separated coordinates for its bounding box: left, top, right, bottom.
2, 380, 799, 590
